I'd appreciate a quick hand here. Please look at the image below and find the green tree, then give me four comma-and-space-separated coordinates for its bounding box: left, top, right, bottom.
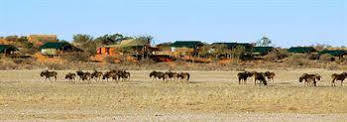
73, 34, 93, 45
198, 45, 212, 58
72, 34, 99, 55
133, 35, 154, 55
231, 45, 246, 62
134, 35, 153, 42
256, 36, 272, 47
212, 44, 230, 59
95, 33, 132, 45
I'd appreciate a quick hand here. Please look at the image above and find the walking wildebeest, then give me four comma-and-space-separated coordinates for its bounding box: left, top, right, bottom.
76, 70, 91, 81
264, 71, 275, 83
117, 70, 131, 81
237, 71, 253, 85
178, 72, 190, 81
102, 70, 117, 81
150, 71, 160, 79
65, 73, 76, 81
299, 73, 321, 87
252, 72, 268, 86
40, 70, 58, 81
149, 71, 169, 81
91, 70, 103, 81
158, 72, 170, 81
331, 72, 347, 87
165, 71, 179, 80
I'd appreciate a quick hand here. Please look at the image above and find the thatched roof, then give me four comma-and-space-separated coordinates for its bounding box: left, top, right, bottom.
28, 35, 57, 42
102, 39, 150, 48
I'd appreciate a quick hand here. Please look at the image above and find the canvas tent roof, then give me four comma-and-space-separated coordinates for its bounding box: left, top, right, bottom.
103, 39, 150, 48
253, 47, 274, 54
0, 45, 18, 53
319, 50, 347, 56
211, 42, 253, 49
287, 47, 316, 53
39, 42, 82, 51
170, 41, 204, 48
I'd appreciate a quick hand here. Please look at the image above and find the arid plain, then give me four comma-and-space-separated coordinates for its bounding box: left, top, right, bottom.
0, 69, 346, 121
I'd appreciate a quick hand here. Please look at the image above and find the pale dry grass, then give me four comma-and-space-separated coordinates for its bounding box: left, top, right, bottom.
0, 69, 346, 120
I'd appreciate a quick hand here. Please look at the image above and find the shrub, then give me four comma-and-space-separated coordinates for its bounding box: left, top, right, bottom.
286, 54, 312, 67
307, 53, 320, 60
264, 49, 289, 61
0, 56, 17, 70
319, 54, 335, 62
44, 62, 67, 70
61, 52, 90, 62
105, 56, 117, 64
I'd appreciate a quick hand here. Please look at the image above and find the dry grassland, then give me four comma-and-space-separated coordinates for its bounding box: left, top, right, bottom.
0, 69, 346, 120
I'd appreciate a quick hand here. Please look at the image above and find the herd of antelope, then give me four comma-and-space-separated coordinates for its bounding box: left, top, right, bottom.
40, 70, 346, 87
41, 69, 131, 83
237, 71, 346, 87
149, 71, 190, 82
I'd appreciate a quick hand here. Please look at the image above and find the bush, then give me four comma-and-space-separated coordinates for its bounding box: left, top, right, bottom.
105, 56, 117, 64
0, 56, 17, 70
286, 54, 312, 67
319, 54, 335, 62
307, 53, 320, 60
44, 62, 67, 70
264, 49, 289, 61
61, 52, 91, 62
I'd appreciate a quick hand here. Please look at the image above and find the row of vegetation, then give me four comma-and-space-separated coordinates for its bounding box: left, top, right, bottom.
0, 34, 346, 70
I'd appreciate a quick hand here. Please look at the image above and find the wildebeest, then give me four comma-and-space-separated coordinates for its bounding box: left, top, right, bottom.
237, 71, 253, 85
149, 70, 190, 82
156, 72, 169, 81
165, 71, 179, 80
149, 71, 172, 81
76, 70, 91, 81
117, 70, 131, 81
102, 70, 117, 81
331, 72, 347, 87
299, 73, 321, 87
150, 71, 160, 79
65, 73, 76, 81
102, 69, 130, 82
40, 70, 58, 81
252, 72, 268, 86
91, 70, 103, 81
264, 71, 275, 82
178, 72, 190, 81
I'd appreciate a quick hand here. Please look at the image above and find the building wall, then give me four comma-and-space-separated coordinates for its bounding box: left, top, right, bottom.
41, 48, 59, 55
97, 47, 121, 56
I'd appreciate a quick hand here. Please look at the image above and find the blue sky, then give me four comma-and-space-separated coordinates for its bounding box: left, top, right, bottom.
0, 0, 346, 47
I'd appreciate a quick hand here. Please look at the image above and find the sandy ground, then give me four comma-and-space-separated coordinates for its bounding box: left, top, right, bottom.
2, 113, 347, 122
0, 68, 346, 121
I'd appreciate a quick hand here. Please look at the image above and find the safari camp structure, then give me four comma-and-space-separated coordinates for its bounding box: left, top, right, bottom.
0, 45, 18, 56
96, 39, 158, 60
168, 41, 204, 57
319, 50, 347, 59
287, 47, 317, 53
39, 42, 82, 56
252, 47, 275, 56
